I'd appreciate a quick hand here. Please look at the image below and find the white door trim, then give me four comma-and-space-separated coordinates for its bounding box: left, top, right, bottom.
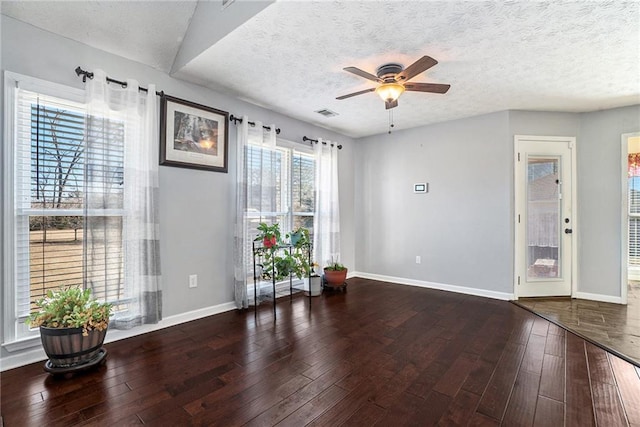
514, 135, 578, 299
621, 132, 640, 305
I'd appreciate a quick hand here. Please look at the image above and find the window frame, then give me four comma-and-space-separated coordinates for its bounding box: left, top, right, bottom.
244, 138, 316, 291
277, 138, 315, 237
2, 72, 129, 346
4, 73, 87, 345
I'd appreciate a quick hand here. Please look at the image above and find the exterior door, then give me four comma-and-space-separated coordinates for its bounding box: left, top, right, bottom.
515, 136, 575, 298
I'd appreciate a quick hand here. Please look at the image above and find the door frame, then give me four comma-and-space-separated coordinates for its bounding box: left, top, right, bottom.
621, 132, 640, 305
514, 135, 578, 300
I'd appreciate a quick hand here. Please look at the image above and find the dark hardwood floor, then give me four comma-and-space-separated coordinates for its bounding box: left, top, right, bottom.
517, 283, 640, 367
2, 278, 640, 426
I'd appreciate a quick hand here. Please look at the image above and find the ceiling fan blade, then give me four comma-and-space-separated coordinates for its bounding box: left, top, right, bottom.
396, 56, 438, 82
404, 82, 451, 94
343, 67, 381, 83
336, 88, 375, 100
385, 99, 398, 110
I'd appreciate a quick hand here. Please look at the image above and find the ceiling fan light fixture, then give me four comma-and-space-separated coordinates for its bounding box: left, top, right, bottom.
375, 82, 405, 102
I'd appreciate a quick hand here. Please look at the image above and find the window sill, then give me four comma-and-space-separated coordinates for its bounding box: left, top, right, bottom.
2, 336, 41, 353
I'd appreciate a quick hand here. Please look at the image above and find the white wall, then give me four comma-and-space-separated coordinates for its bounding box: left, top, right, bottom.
0, 15, 356, 362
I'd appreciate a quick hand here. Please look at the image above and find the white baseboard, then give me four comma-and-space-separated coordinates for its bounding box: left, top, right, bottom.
351, 271, 514, 301
573, 292, 624, 304
0, 301, 237, 372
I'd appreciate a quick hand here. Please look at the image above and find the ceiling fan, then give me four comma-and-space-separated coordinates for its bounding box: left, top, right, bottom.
336, 56, 450, 110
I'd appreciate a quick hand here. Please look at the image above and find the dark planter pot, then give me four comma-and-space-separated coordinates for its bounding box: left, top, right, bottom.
324, 268, 348, 288
40, 326, 107, 368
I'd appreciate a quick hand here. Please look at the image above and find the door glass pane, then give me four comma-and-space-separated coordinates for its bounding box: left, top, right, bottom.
527, 157, 560, 279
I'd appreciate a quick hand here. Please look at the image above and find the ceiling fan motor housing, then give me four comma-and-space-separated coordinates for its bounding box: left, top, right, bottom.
376, 63, 404, 81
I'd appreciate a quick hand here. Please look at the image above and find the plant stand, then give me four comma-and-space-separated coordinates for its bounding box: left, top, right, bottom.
44, 348, 107, 376
323, 269, 348, 293
252, 241, 313, 317
323, 276, 348, 293
39, 326, 109, 376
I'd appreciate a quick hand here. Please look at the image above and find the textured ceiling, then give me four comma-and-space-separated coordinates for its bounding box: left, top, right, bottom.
2, 0, 639, 138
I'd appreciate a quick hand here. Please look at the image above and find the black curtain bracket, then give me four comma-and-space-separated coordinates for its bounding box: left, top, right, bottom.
75, 66, 164, 96
302, 136, 342, 150
229, 114, 281, 135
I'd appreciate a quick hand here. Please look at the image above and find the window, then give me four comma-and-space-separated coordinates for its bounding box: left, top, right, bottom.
4, 73, 125, 341
244, 140, 315, 284
629, 157, 640, 272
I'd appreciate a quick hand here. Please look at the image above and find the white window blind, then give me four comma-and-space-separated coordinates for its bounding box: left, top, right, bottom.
243, 141, 316, 285
13, 87, 125, 321
292, 151, 316, 235
629, 177, 640, 267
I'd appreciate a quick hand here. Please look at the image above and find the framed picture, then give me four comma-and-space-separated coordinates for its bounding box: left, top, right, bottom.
160, 95, 229, 172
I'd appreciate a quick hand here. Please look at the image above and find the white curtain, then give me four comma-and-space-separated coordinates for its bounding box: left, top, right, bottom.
234, 117, 277, 309
313, 138, 341, 268
84, 69, 162, 328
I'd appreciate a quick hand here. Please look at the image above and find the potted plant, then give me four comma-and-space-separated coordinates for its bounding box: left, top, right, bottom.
256, 222, 281, 249
324, 259, 348, 290
28, 286, 112, 373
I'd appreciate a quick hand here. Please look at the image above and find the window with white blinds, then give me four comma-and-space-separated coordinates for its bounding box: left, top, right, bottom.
244, 141, 316, 283
292, 151, 316, 234
6, 75, 125, 339
629, 177, 640, 267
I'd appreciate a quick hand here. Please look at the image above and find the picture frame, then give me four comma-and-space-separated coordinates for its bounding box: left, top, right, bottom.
160, 95, 229, 173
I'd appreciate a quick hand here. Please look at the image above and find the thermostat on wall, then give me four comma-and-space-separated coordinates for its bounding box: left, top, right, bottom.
414, 183, 428, 193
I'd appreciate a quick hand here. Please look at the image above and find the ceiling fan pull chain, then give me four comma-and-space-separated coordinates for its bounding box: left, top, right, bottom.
388, 109, 395, 134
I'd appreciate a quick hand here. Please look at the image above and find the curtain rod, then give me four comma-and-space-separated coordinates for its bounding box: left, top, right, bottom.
229, 114, 281, 135
75, 66, 164, 97
302, 136, 342, 150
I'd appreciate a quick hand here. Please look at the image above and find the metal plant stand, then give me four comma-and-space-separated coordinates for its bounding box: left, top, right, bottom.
252, 241, 313, 318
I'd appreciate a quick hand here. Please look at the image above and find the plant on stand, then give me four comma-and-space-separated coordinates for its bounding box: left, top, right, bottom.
255, 222, 285, 281
256, 222, 281, 249
287, 226, 311, 280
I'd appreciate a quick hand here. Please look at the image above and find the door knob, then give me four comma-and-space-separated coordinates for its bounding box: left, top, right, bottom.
564, 228, 573, 234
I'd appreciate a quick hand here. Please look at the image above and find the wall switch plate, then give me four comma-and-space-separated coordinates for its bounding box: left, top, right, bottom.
189, 274, 198, 288
416, 256, 421, 264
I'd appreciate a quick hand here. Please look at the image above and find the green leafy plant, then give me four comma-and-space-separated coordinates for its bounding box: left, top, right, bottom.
255, 223, 313, 281
324, 259, 347, 271
255, 222, 282, 248
27, 286, 112, 336
288, 227, 311, 278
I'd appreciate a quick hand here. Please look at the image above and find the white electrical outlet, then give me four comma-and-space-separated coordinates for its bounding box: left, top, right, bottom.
416, 256, 421, 264
189, 274, 198, 288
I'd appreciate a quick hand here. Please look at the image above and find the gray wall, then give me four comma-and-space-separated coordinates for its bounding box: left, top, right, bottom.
0, 15, 356, 358
354, 111, 513, 294
578, 105, 640, 296
355, 108, 640, 299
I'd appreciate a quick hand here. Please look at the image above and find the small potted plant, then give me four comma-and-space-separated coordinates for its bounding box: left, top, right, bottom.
288, 226, 309, 247
324, 259, 348, 290
28, 286, 112, 373
256, 222, 281, 248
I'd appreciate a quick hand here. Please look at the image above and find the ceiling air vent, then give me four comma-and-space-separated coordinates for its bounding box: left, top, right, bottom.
315, 109, 339, 118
